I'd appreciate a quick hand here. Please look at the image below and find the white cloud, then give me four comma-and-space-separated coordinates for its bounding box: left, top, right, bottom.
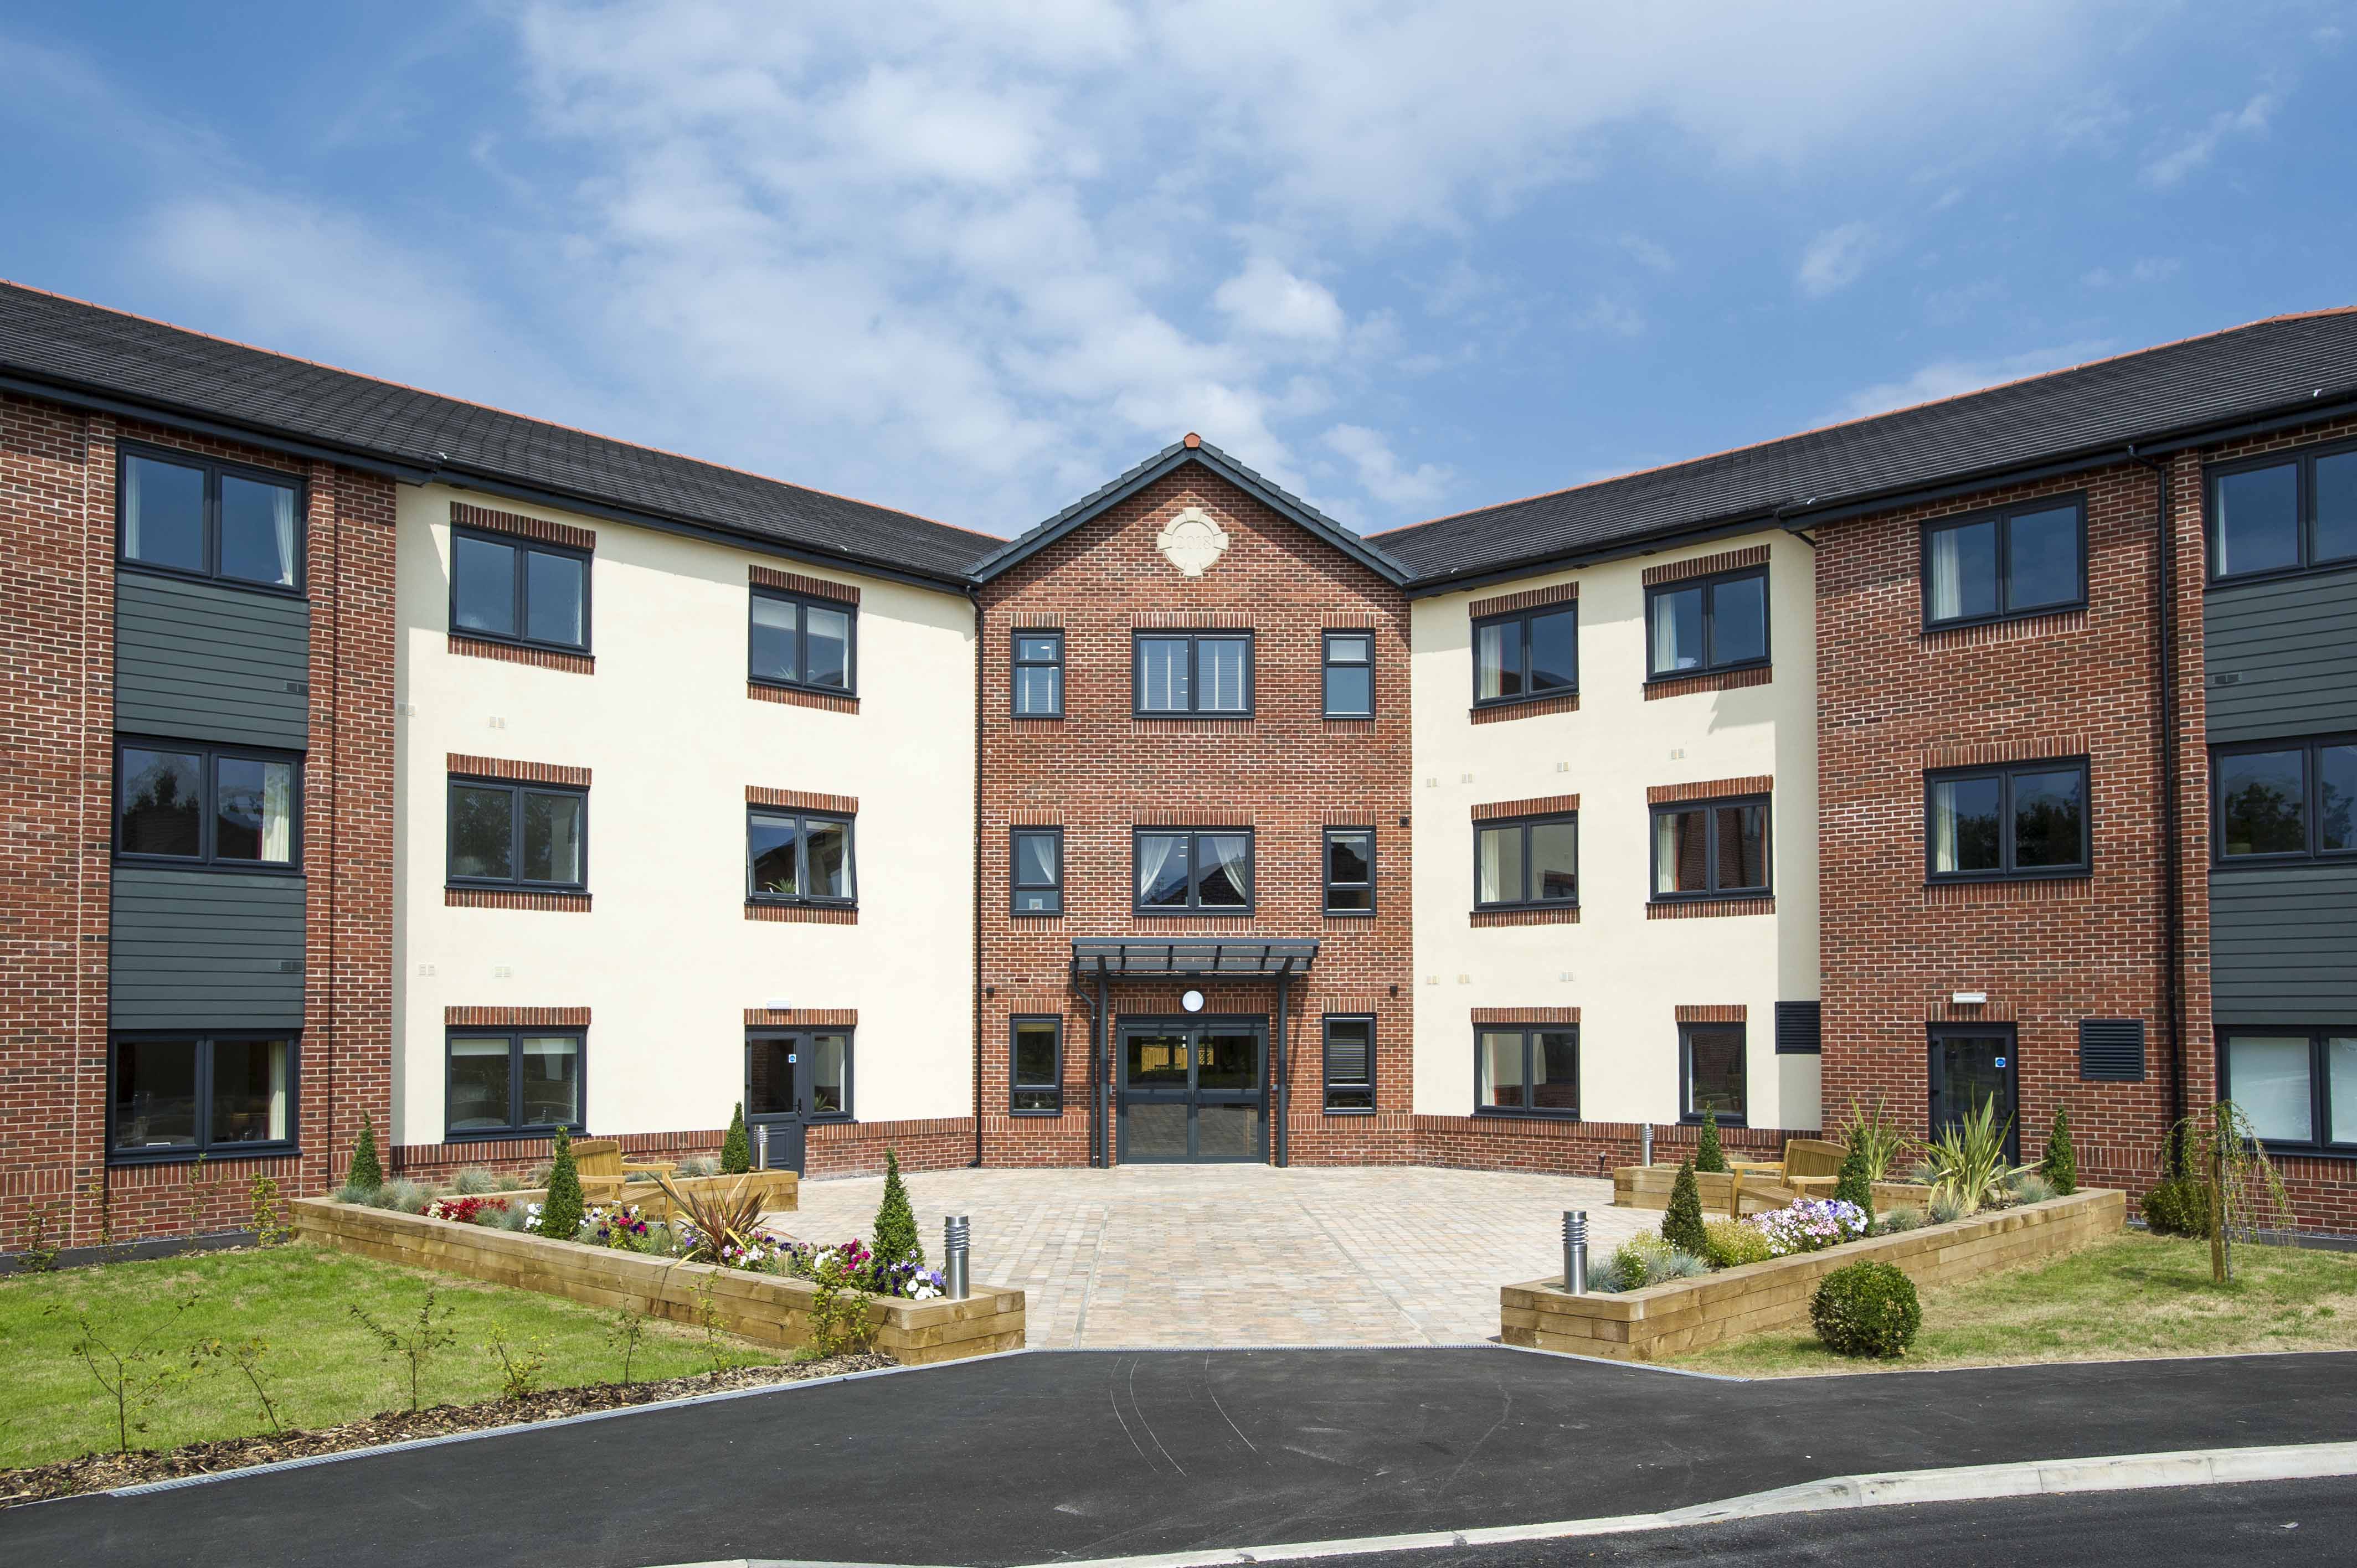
1618, 233, 1677, 274
2082, 256, 2181, 287
1324, 423, 1451, 507
2142, 90, 2279, 188
1569, 295, 1645, 337
1797, 221, 1879, 297
1213, 257, 1347, 344
1828, 339, 2114, 421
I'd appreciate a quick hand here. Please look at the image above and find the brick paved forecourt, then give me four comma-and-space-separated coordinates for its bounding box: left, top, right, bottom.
779, 1164, 1655, 1347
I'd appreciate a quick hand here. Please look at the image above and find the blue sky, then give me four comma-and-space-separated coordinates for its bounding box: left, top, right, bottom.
4, 2, 2353, 538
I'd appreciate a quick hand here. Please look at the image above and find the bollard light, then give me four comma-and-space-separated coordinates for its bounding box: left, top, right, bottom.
1562, 1209, 1589, 1296
1641, 1124, 1654, 1167
754, 1122, 769, 1171
944, 1214, 970, 1300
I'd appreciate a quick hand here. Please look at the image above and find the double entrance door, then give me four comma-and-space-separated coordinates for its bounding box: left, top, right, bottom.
1119, 1018, 1267, 1163
1929, 1025, 2020, 1164
745, 1028, 850, 1174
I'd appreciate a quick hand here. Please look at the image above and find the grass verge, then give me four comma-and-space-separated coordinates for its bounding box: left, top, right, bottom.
1671, 1230, 2357, 1377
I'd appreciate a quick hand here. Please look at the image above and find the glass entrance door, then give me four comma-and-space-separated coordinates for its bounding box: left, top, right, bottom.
1118, 1020, 1267, 1163
1929, 1027, 2019, 1164
745, 1028, 851, 1174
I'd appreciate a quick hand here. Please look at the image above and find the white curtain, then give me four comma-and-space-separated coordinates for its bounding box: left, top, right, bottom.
1136, 834, 1186, 903
1931, 527, 1962, 621
124, 456, 143, 558
2332, 1036, 2357, 1146
262, 761, 294, 862
2229, 1036, 2313, 1143
1931, 781, 1958, 873
266, 1040, 289, 1141
270, 483, 297, 586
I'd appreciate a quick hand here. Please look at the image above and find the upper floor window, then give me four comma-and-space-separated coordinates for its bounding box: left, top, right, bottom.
1012, 827, 1064, 915
750, 587, 854, 695
1473, 604, 1577, 706
448, 776, 586, 891
1651, 795, 1769, 900
2210, 443, 2357, 582
1475, 812, 1578, 910
748, 808, 856, 906
1323, 827, 1374, 914
1134, 631, 1252, 716
120, 447, 302, 591
452, 529, 588, 652
1012, 630, 1063, 718
1927, 759, 2090, 880
111, 1032, 297, 1161
116, 739, 300, 870
1322, 1017, 1375, 1112
1924, 497, 2086, 628
1134, 828, 1252, 914
1322, 632, 1373, 717
2215, 737, 2356, 862
1646, 568, 1767, 680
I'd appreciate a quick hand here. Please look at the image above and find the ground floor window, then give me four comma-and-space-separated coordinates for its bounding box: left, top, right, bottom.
1681, 1022, 1746, 1123
447, 1030, 583, 1138
2222, 1028, 2357, 1153
1323, 1016, 1375, 1112
1012, 1018, 1062, 1114
1476, 1027, 1579, 1117
110, 1033, 296, 1160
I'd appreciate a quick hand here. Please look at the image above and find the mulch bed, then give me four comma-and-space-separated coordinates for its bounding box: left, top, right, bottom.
1, 1353, 896, 1506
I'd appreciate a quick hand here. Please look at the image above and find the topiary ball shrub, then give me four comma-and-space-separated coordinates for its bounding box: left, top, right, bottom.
1810, 1260, 1922, 1360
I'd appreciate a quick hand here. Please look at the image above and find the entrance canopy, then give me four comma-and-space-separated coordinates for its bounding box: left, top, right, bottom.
1071, 938, 1318, 980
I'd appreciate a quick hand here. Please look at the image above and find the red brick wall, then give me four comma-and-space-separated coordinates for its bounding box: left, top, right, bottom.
975, 465, 1414, 1167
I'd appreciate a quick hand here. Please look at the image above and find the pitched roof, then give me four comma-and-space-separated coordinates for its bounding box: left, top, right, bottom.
1375, 308, 2357, 585
0, 280, 993, 584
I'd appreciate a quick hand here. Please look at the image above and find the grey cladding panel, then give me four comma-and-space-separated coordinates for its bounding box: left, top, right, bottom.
2204, 567, 2357, 744
2210, 863, 2357, 1025
115, 571, 310, 749
109, 867, 305, 1029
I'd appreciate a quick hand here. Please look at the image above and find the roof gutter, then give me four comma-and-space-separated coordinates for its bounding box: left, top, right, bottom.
1399, 512, 1780, 599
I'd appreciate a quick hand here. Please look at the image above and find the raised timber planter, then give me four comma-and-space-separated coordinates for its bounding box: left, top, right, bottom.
1505, 1189, 2125, 1363
291, 1199, 1021, 1365
1612, 1164, 1934, 1218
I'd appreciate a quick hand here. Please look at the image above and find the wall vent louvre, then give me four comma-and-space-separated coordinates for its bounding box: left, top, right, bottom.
1774, 1000, 1821, 1056
2078, 1018, 2145, 1081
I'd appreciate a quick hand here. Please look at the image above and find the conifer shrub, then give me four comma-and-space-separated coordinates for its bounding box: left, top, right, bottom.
348, 1112, 384, 1192
1810, 1260, 1921, 1359
721, 1103, 752, 1175
872, 1148, 922, 1268
2040, 1105, 2079, 1196
539, 1126, 585, 1242
1832, 1140, 1875, 1225
1660, 1157, 1709, 1258
1694, 1111, 1728, 1174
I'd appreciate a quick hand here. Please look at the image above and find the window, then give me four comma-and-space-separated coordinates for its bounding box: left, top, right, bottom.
109, 1033, 296, 1161
747, 808, 856, 906
752, 587, 856, 695
2221, 1029, 2357, 1153
447, 777, 586, 891
1322, 631, 1374, 718
1646, 567, 1768, 679
1323, 1017, 1375, 1112
1011, 827, 1064, 915
1924, 496, 2086, 627
1474, 813, 1578, 910
1473, 603, 1577, 706
1323, 827, 1375, 914
116, 739, 300, 870
451, 528, 588, 653
1681, 1023, 1747, 1123
1650, 796, 1769, 900
2215, 737, 2357, 862
1927, 759, 2091, 880
1476, 1027, 1579, 1117
446, 1030, 583, 1138
1134, 631, 1253, 716
119, 446, 302, 591
1133, 828, 1253, 914
1012, 630, 1064, 718
1012, 1018, 1062, 1114
2210, 442, 2357, 581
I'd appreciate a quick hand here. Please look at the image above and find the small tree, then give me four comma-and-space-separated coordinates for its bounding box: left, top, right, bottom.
539, 1125, 585, 1242
720, 1102, 752, 1175
1660, 1158, 1708, 1257
2040, 1105, 2079, 1196
872, 1148, 922, 1268
2175, 1100, 2297, 1284
349, 1288, 457, 1412
1832, 1139, 1876, 1226
348, 1112, 384, 1191
48, 1297, 198, 1453
1694, 1110, 1728, 1175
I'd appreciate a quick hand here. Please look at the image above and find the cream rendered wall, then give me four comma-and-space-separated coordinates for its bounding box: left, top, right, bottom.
391, 485, 975, 1147
1409, 530, 1820, 1131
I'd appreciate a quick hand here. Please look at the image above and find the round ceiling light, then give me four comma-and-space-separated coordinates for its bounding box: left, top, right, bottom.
1181, 989, 1206, 1013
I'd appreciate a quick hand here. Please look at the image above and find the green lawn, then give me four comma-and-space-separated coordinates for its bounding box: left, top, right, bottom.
0, 1243, 779, 1468
1672, 1230, 2357, 1378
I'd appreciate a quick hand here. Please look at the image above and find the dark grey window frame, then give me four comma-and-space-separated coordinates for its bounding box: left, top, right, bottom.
450, 525, 593, 654
2206, 437, 2357, 585
745, 1025, 856, 1123
1131, 827, 1255, 916
446, 775, 589, 893
1470, 602, 1579, 709
1644, 566, 1770, 682
1648, 795, 1772, 902
2211, 735, 2357, 866
1679, 1020, 1748, 1126
1011, 826, 1064, 916
1322, 630, 1375, 718
1322, 1014, 1376, 1113
116, 440, 307, 596
114, 735, 305, 874
1011, 627, 1064, 719
1131, 630, 1255, 718
1010, 1015, 1063, 1116
1473, 1024, 1581, 1122
1920, 492, 2088, 630
106, 1029, 302, 1165
1923, 757, 2092, 883
1322, 826, 1376, 916
2217, 1025, 2357, 1157
443, 1028, 587, 1142
745, 806, 858, 909
1472, 811, 1578, 911
750, 585, 860, 698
